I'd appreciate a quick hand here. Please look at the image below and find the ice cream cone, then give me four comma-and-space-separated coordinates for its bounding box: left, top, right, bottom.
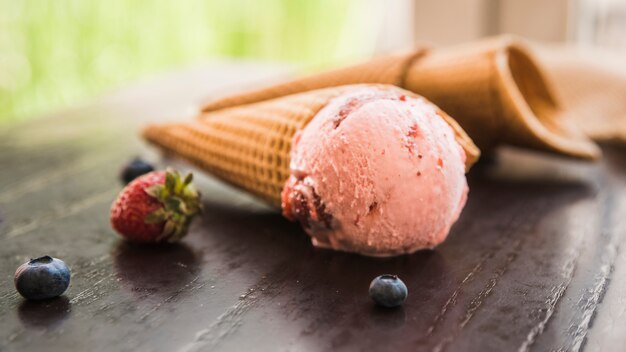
143, 84, 479, 208
200, 36, 600, 160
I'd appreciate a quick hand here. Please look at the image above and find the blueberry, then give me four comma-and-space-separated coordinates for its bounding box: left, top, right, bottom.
369, 274, 408, 308
120, 158, 154, 184
14, 256, 71, 300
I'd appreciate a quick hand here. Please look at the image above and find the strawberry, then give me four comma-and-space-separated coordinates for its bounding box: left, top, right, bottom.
110, 168, 201, 243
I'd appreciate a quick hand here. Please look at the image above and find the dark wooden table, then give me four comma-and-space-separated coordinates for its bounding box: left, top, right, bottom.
1, 63, 626, 352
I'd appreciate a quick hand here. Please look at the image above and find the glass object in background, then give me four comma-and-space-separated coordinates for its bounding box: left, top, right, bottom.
575, 0, 626, 50
0, 0, 387, 123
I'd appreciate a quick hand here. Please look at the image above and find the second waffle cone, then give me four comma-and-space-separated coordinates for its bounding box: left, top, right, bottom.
201, 36, 600, 160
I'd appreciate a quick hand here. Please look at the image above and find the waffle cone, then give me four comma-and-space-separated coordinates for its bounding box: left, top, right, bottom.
201, 36, 599, 160
143, 84, 479, 207
404, 37, 600, 159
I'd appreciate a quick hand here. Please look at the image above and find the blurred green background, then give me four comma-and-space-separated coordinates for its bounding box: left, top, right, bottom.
0, 0, 373, 124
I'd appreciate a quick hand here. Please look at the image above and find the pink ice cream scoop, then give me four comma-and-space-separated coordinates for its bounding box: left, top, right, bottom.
281, 86, 471, 257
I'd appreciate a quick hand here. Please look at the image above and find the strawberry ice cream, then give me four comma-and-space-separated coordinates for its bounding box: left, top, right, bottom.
281, 86, 471, 257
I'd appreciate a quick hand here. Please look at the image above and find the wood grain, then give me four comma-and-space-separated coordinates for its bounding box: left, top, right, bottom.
1, 65, 625, 352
